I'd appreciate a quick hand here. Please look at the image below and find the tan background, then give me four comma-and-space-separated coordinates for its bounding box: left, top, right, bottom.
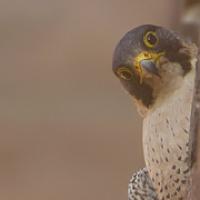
1, 1, 182, 200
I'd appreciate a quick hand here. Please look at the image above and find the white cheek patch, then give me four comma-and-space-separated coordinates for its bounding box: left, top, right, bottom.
151, 60, 185, 104
160, 62, 184, 79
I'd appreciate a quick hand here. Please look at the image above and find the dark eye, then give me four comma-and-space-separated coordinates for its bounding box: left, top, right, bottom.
116, 67, 133, 80
144, 31, 159, 48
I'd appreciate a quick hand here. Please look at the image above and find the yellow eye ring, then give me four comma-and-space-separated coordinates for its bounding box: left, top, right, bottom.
143, 31, 159, 48
117, 67, 133, 80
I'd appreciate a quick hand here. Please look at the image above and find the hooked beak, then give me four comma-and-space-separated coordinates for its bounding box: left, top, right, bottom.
140, 59, 160, 76
133, 51, 165, 83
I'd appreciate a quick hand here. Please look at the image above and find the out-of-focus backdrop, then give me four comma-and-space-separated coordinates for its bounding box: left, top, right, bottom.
1, 1, 183, 200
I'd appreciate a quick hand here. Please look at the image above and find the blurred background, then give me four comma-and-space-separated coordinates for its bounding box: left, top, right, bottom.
0, 0, 187, 200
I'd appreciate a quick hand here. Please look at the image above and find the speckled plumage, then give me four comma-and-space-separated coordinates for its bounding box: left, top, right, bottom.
128, 68, 195, 200
142, 66, 195, 200
128, 168, 158, 200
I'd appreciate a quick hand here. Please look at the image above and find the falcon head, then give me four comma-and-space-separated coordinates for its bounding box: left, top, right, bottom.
112, 24, 197, 116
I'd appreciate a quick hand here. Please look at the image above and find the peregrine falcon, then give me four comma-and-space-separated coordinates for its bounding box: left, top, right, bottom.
112, 25, 198, 200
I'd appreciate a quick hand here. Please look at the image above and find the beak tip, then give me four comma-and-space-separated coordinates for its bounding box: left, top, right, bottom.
140, 59, 160, 76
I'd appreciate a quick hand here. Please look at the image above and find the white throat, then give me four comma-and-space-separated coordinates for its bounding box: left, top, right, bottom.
142, 66, 196, 199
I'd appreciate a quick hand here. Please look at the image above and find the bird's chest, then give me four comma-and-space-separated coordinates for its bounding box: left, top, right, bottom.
143, 84, 193, 200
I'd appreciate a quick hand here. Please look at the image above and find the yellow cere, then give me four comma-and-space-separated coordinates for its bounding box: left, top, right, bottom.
133, 51, 165, 84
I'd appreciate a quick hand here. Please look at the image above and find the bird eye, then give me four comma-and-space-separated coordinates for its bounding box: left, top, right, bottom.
117, 67, 133, 80
143, 31, 159, 48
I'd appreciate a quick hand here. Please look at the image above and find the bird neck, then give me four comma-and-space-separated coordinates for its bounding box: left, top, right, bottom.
142, 63, 196, 200
151, 58, 196, 114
